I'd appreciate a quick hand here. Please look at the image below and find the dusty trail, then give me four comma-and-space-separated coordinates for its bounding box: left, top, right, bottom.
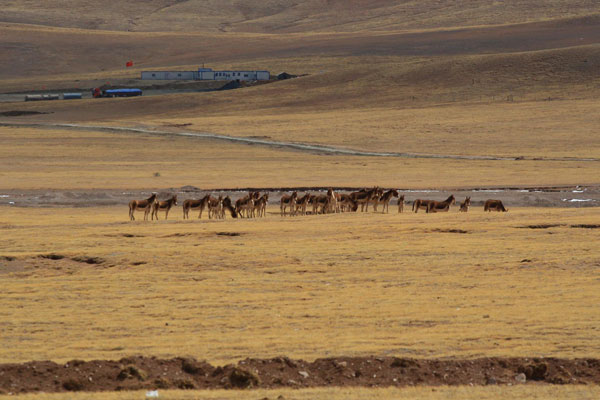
2, 121, 599, 162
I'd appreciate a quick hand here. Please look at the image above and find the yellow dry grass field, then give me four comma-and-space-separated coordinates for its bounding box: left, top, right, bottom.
0, 126, 598, 191
2, 206, 599, 365
1, 386, 600, 400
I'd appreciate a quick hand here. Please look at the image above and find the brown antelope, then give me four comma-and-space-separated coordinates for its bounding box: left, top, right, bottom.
426, 195, 455, 213
182, 194, 210, 219
208, 195, 223, 219
151, 195, 178, 220
350, 187, 380, 212
484, 199, 508, 212
294, 193, 311, 215
459, 196, 471, 212
280, 191, 298, 216
254, 193, 269, 217
397, 195, 405, 213
128, 193, 157, 221
222, 196, 238, 218
374, 189, 398, 213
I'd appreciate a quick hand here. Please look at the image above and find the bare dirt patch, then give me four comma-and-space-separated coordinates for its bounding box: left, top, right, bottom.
71, 256, 105, 265
0, 111, 49, 117
1, 356, 598, 394
518, 224, 565, 229
571, 224, 600, 229
431, 228, 469, 234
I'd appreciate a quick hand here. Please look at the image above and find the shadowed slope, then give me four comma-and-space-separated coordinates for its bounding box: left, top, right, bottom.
1, 0, 598, 33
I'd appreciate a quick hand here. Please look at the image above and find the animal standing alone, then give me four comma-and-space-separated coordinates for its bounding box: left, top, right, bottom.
397, 195, 405, 213
459, 196, 471, 212
484, 199, 508, 212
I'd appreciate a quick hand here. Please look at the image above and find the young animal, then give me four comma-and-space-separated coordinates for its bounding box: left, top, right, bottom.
397, 195, 405, 213
459, 196, 471, 212
222, 196, 238, 218
128, 193, 157, 221
151, 195, 178, 220
484, 199, 508, 212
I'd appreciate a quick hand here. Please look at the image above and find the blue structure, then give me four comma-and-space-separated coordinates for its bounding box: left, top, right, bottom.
104, 88, 142, 97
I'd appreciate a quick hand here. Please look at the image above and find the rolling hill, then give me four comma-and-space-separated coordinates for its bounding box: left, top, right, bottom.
1, 0, 598, 33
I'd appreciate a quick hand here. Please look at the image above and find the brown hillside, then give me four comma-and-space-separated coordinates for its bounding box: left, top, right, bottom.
3, 44, 598, 122
1, 0, 598, 33
1, 15, 600, 85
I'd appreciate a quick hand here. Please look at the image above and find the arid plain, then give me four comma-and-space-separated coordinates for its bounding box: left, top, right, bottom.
1, 1, 600, 398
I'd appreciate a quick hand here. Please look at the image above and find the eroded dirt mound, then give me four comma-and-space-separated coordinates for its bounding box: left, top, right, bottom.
1, 356, 599, 394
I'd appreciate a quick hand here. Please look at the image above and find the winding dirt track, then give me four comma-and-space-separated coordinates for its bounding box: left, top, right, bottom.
2, 122, 600, 162
1, 356, 599, 393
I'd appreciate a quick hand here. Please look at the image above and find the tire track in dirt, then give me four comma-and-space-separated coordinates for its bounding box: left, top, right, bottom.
2, 121, 599, 162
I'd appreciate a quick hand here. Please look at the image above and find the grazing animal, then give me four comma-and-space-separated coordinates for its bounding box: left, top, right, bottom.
128, 193, 157, 221
222, 196, 238, 218
459, 196, 471, 212
182, 194, 210, 219
397, 195, 405, 213
338, 193, 359, 212
151, 195, 178, 220
280, 191, 298, 216
484, 199, 508, 212
374, 189, 398, 213
311, 189, 337, 214
426, 195, 455, 213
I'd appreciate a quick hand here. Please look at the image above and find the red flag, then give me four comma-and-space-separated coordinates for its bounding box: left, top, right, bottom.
126, 61, 133, 67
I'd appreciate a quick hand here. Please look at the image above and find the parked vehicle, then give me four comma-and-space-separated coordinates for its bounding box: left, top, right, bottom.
92, 88, 142, 98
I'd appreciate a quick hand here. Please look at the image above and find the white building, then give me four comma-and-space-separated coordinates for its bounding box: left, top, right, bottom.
141, 67, 269, 81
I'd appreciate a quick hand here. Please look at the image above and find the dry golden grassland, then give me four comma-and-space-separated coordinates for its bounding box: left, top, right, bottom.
1, 386, 600, 400
151, 98, 600, 159
2, 206, 599, 365
1, 126, 598, 190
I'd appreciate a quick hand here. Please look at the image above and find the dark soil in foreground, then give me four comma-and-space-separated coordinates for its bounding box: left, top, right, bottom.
1, 356, 599, 394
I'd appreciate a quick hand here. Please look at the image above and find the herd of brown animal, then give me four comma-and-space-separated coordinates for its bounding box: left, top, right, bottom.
128, 188, 508, 221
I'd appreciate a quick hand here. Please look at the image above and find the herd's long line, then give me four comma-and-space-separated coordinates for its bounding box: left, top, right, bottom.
2, 122, 599, 162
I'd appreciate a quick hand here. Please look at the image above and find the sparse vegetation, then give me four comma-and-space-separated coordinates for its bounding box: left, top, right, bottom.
1, 1, 599, 398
